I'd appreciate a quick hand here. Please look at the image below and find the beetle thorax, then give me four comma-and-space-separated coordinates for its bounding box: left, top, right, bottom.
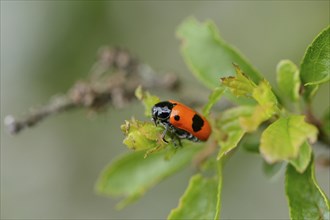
151, 106, 171, 123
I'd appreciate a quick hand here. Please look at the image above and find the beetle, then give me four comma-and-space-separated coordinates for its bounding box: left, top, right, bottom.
151, 100, 211, 144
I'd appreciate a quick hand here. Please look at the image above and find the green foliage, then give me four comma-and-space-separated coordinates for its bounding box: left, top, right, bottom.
168, 174, 220, 220
222, 66, 280, 132
276, 60, 300, 102
243, 83, 278, 131
241, 132, 261, 153
262, 161, 283, 179
252, 80, 279, 112
260, 116, 317, 165
221, 64, 257, 97
300, 26, 330, 100
169, 158, 224, 220
215, 106, 253, 159
135, 85, 160, 117
121, 119, 164, 151
288, 142, 312, 173
177, 17, 262, 90
96, 146, 202, 209
286, 157, 330, 219
97, 18, 329, 219
202, 87, 225, 116
322, 107, 330, 143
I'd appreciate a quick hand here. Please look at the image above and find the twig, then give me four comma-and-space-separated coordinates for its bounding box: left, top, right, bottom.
305, 103, 330, 147
4, 96, 77, 134
4, 47, 180, 135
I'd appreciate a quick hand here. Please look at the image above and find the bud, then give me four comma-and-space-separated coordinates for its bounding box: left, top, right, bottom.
121, 118, 165, 151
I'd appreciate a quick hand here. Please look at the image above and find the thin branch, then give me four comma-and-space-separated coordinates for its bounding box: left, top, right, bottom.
305, 103, 330, 147
4, 47, 180, 135
5, 96, 77, 134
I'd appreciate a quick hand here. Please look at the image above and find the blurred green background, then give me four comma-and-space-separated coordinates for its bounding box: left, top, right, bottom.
1, 1, 329, 219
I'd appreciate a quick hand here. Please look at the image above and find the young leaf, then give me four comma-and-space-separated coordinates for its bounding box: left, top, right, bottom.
252, 80, 278, 108
135, 86, 160, 117
202, 87, 225, 116
168, 172, 222, 220
286, 157, 330, 219
222, 66, 279, 123
260, 115, 318, 164
96, 147, 201, 209
300, 26, 330, 100
215, 106, 254, 159
241, 80, 280, 132
276, 60, 300, 102
222, 65, 278, 107
221, 64, 257, 97
219, 130, 245, 161
288, 142, 312, 173
177, 17, 262, 90
239, 103, 275, 132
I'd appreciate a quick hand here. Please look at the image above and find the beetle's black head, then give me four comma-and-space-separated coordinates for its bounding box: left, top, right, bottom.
151, 101, 174, 125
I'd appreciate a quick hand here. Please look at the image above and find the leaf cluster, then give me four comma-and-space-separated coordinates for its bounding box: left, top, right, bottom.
96, 18, 330, 219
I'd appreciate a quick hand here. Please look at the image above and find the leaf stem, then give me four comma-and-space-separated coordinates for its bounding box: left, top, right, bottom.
305, 103, 330, 147
214, 157, 224, 220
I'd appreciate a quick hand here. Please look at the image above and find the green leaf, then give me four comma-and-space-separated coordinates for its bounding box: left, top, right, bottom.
300, 26, 330, 100
135, 86, 160, 117
222, 67, 279, 132
262, 161, 284, 179
96, 147, 201, 209
202, 87, 225, 116
276, 60, 300, 102
177, 17, 262, 90
168, 158, 225, 220
221, 64, 257, 97
260, 115, 318, 164
241, 133, 260, 153
239, 80, 279, 132
286, 157, 330, 219
168, 171, 222, 220
252, 80, 278, 108
216, 106, 254, 160
321, 107, 330, 143
288, 142, 312, 173
217, 129, 244, 160
222, 65, 278, 107
239, 103, 275, 132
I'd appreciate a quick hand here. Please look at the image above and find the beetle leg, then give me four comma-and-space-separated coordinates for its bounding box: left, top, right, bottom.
151, 117, 157, 126
174, 136, 182, 147
161, 123, 169, 143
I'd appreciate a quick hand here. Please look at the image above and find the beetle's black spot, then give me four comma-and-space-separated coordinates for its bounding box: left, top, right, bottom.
192, 114, 204, 132
174, 115, 180, 121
